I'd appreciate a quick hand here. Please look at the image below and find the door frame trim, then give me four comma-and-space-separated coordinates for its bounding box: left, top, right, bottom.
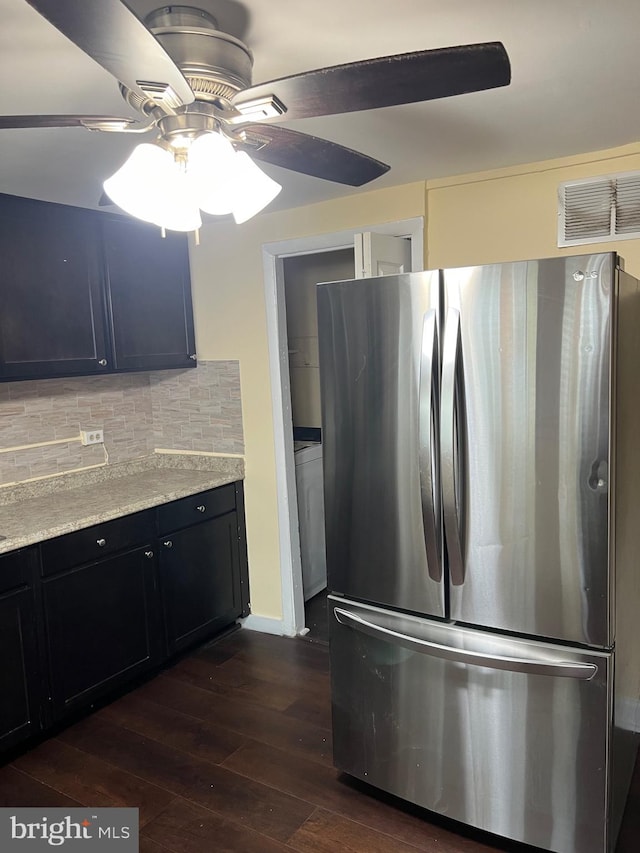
262, 218, 424, 635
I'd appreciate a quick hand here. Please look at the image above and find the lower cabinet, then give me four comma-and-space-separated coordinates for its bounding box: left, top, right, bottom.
41, 546, 161, 720
0, 549, 41, 751
0, 481, 249, 750
159, 512, 242, 656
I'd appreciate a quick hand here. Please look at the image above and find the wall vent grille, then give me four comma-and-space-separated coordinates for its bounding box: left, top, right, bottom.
558, 172, 640, 246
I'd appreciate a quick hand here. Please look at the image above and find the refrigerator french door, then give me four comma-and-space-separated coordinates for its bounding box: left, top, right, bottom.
317, 253, 640, 853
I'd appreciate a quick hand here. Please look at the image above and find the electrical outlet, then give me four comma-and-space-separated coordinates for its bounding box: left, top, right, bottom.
80, 428, 104, 446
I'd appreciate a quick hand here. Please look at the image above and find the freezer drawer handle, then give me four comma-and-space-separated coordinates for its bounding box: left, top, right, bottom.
418, 309, 441, 581
333, 608, 598, 680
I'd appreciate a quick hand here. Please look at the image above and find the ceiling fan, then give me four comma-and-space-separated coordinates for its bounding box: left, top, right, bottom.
0, 1, 511, 230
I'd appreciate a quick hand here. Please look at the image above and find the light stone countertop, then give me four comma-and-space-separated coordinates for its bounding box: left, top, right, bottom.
0, 454, 244, 555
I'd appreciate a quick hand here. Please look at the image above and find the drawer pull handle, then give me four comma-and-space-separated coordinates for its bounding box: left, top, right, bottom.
163, 540, 173, 548
196, 505, 206, 512
145, 550, 154, 559
96, 538, 107, 547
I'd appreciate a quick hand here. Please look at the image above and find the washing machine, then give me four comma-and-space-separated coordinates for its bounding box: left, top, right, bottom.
294, 441, 327, 601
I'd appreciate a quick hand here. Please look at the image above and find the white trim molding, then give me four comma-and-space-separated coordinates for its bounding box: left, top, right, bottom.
240, 614, 289, 636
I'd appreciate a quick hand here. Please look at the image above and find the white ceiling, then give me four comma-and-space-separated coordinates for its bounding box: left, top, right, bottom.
1, 0, 640, 215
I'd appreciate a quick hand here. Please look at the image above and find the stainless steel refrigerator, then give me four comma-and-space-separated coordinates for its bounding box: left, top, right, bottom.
317, 253, 640, 853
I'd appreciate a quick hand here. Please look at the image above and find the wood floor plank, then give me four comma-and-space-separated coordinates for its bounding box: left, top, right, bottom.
13, 739, 175, 827
95, 692, 246, 766
215, 653, 330, 702
288, 807, 428, 853
164, 657, 303, 712
134, 675, 333, 767
220, 740, 498, 852
57, 715, 315, 843
201, 636, 331, 678
0, 765, 82, 808
139, 837, 173, 853
283, 695, 333, 731
142, 795, 297, 853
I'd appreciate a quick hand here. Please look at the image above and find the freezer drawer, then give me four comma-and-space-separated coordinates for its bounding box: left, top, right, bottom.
329, 596, 613, 853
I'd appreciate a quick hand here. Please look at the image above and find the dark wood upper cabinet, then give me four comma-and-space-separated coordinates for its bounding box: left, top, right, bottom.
0, 193, 196, 381
102, 215, 196, 372
0, 194, 109, 379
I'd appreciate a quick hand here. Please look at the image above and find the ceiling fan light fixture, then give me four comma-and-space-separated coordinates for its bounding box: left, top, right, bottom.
105, 133, 281, 231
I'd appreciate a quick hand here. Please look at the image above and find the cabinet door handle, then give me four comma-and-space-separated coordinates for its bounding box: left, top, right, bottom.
189, 354, 197, 360
145, 550, 154, 559
96, 538, 107, 547
196, 505, 206, 513
98, 358, 108, 366
163, 540, 173, 548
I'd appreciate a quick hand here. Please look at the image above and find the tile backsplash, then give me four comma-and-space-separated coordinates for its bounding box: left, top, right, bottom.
0, 361, 243, 486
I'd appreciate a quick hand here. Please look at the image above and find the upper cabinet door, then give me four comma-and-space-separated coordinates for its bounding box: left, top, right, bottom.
102, 217, 196, 371
0, 194, 109, 379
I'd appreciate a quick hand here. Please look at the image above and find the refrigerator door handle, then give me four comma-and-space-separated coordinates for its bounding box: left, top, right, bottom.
333, 607, 598, 680
419, 309, 441, 581
441, 307, 466, 586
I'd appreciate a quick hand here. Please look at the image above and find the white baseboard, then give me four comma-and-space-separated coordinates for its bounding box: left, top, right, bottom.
240, 614, 292, 636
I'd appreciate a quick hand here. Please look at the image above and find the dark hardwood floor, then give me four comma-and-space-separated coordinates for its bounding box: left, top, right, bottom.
303, 589, 329, 646
1, 628, 639, 852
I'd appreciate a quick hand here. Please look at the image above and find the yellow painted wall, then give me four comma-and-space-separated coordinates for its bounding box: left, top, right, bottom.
189, 181, 426, 620
426, 142, 640, 275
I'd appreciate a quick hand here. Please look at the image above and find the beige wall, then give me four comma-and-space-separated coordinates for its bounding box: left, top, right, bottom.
426, 142, 640, 275
189, 181, 426, 620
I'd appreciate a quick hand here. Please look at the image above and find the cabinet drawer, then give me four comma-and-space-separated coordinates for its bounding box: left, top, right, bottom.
41, 509, 155, 576
0, 548, 34, 595
158, 484, 236, 532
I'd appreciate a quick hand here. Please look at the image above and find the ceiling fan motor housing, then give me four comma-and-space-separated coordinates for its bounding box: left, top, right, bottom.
120, 5, 254, 114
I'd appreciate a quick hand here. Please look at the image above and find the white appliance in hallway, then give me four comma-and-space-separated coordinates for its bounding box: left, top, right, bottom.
294, 441, 327, 601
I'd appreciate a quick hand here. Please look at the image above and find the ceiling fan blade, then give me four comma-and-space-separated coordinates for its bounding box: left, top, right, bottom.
239, 125, 389, 186
233, 42, 510, 122
0, 115, 138, 129
26, 0, 194, 109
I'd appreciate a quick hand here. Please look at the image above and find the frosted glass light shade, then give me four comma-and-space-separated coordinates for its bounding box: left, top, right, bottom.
188, 133, 237, 216
104, 142, 201, 232
230, 151, 282, 224
103, 143, 175, 225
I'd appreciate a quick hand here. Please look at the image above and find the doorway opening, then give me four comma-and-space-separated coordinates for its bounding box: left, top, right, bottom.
262, 217, 424, 637
283, 248, 354, 643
